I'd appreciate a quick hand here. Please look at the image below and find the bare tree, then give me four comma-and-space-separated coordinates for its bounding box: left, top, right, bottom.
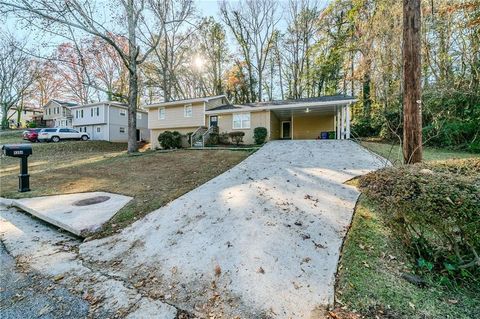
284, 0, 319, 99
220, 0, 279, 102
1, 0, 168, 152
0, 37, 37, 129
148, 0, 195, 102
403, 0, 423, 164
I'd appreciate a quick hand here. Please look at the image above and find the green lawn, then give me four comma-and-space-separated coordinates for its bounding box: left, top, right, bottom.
359, 141, 479, 165
336, 196, 480, 319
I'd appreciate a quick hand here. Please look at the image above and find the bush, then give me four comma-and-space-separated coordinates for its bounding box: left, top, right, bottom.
28, 122, 37, 128
253, 127, 268, 145
219, 132, 230, 145
228, 131, 245, 146
358, 159, 480, 278
157, 130, 182, 149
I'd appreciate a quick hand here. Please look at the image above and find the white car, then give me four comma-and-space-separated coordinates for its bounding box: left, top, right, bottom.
38, 128, 89, 143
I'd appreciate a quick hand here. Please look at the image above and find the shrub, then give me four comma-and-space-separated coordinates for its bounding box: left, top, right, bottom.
358, 159, 480, 278
157, 130, 182, 149
228, 131, 245, 146
207, 133, 219, 145
219, 132, 230, 145
253, 127, 268, 145
28, 122, 37, 128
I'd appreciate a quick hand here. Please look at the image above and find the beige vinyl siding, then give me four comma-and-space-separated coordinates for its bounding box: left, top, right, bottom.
269, 111, 281, 140
213, 110, 270, 144
292, 114, 334, 139
148, 102, 205, 129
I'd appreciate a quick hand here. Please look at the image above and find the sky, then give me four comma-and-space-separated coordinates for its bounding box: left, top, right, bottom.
2, 0, 317, 57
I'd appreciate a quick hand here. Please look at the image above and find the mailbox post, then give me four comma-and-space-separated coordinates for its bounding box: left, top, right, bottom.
2, 144, 32, 192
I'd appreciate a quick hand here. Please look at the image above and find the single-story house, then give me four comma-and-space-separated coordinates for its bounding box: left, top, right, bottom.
71, 101, 149, 142
43, 99, 78, 128
144, 95, 354, 149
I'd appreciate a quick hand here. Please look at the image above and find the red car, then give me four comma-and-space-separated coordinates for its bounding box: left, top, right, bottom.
22, 129, 41, 142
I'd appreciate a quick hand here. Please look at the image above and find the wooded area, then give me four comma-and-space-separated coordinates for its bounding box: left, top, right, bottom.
1, 0, 479, 153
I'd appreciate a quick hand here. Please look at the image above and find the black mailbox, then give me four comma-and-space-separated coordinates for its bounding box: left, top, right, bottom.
2, 144, 32, 192
2, 144, 33, 157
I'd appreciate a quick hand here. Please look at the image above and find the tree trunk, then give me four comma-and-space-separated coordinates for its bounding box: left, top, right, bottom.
403, 0, 422, 164
127, 0, 138, 153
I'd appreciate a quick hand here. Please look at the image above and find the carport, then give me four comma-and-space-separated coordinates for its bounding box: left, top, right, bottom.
268, 96, 354, 140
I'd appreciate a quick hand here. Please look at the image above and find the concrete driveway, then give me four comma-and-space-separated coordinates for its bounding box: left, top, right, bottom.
80, 140, 386, 318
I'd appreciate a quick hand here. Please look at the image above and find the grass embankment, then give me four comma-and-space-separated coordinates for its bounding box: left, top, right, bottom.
334, 143, 480, 319
359, 140, 479, 165
0, 130, 250, 237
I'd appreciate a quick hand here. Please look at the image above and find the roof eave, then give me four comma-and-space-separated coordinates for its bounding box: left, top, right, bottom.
205, 99, 357, 114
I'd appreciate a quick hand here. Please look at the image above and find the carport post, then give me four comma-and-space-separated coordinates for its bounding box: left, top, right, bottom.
346, 104, 351, 139
340, 105, 345, 139
336, 106, 341, 139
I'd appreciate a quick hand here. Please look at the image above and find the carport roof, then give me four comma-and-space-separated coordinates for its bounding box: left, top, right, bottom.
206, 94, 356, 113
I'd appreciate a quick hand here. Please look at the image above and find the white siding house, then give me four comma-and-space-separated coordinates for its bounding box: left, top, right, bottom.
71, 101, 149, 142
43, 99, 78, 128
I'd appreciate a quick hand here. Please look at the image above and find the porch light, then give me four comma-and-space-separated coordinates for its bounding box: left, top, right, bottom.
305, 108, 310, 113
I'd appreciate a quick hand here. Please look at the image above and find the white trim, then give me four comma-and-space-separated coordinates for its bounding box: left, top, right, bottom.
208, 115, 218, 128
158, 107, 166, 120
184, 104, 193, 117
232, 112, 251, 129
205, 99, 357, 115
346, 104, 351, 139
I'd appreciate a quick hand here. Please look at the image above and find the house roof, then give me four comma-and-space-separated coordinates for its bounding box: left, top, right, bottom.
242, 95, 356, 107
144, 95, 227, 108
206, 95, 357, 114
50, 99, 78, 107
207, 104, 243, 111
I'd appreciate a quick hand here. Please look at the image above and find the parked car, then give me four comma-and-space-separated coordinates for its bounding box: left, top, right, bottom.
25, 130, 40, 142
38, 128, 90, 143
22, 128, 41, 141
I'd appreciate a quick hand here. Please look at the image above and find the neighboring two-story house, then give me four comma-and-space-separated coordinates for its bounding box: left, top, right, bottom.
144, 94, 356, 149
1, 107, 43, 128
71, 101, 149, 142
42, 99, 78, 128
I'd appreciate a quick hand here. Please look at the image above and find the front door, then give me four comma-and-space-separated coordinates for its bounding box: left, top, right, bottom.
282, 121, 291, 139
136, 129, 141, 141
209, 116, 218, 127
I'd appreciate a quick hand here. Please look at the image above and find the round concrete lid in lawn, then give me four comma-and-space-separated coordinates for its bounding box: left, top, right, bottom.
73, 196, 110, 206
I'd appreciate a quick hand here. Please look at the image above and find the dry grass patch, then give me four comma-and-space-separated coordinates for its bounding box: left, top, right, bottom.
1, 139, 250, 237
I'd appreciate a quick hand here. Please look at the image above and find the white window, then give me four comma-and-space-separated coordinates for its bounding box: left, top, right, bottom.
96, 127, 101, 133
119, 127, 125, 133
91, 108, 94, 117
158, 107, 165, 120
137, 113, 142, 120
233, 113, 251, 129
119, 109, 126, 116
76, 110, 78, 118
96, 107, 100, 116
184, 104, 192, 117
80, 110, 84, 118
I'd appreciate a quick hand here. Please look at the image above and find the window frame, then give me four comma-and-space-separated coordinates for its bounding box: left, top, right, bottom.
119, 127, 126, 133
232, 112, 251, 129
158, 107, 165, 120
119, 109, 126, 116
184, 104, 193, 118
